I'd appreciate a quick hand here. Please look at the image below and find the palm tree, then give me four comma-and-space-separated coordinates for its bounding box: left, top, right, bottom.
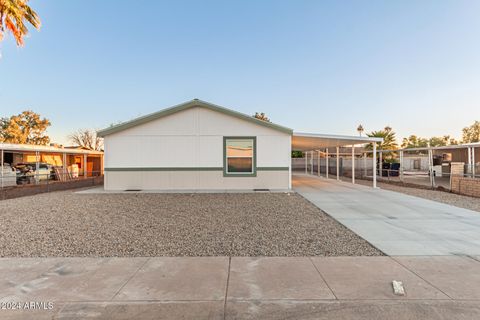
357, 124, 364, 136
0, 0, 40, 46
365, 126, 399, 159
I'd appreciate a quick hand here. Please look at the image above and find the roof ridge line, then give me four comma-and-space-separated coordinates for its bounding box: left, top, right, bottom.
97, 100, 293, 137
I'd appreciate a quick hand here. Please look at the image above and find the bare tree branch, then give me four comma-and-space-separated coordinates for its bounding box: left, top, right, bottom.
68, 129, 103, 151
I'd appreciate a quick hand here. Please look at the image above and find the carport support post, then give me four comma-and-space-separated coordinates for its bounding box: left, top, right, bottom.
379, 152, 382, 177
351, 145, 355, 184
336, 146, 340, 181
304, 151, 307, 174
317, 150, 320, 176
35, 151, 40, 184
63, 152, 67, 180
325, 148, 329, 179
373, 143, 377, 188
428, 148, 435, 188
473, 147, 476, 178
363, 152, 367, 178
83, 154, 88, 178
468, 147, 472, 176
399, 150, 404, 182
311, 151, 314, 175
310, 150, 313, 174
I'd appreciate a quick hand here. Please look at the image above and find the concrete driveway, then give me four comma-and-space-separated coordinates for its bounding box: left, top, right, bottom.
293, 174, 480, 256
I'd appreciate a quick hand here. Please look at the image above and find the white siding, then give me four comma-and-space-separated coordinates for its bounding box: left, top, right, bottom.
257, 135, 291, 167
104, 106, 291, 190
105, 171, 289, 191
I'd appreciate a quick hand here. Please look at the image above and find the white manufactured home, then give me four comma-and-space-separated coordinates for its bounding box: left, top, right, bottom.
98, 99, 382, 191
98, 100, 292, 191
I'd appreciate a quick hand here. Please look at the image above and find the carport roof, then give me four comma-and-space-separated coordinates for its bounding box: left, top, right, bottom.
0, 143, 103, 155
292, 132, 383, 151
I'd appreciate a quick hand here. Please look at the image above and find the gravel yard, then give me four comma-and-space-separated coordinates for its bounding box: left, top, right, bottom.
0, 190, 382, 257
354, 179, 480, 213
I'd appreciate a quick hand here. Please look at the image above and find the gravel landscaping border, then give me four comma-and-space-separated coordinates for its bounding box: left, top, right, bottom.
0, 190, 382, 257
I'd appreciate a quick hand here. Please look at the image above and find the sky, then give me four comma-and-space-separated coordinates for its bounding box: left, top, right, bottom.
0, 0, 479, 145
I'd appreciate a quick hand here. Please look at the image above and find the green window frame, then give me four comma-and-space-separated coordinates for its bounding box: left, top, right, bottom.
223, 136, 257, 177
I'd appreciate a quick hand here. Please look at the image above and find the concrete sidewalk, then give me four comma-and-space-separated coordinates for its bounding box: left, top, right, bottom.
293, 174, 480, 255
1, 256, 480, 319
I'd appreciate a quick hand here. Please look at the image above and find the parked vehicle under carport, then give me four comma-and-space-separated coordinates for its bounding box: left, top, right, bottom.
0, 163, 17, 187
15, 162, 55, 185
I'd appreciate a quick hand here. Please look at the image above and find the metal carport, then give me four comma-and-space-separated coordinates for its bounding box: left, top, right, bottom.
292, 132, 383, 188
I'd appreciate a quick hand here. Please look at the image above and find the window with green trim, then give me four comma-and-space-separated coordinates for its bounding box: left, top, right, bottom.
225, 138, 255, 174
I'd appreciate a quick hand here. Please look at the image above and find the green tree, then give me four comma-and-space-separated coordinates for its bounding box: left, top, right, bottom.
0, 110, 51, 145
448, 137, 459, 145
366, 126, 398, 150
0, 0, 40, 46
291, 150, 303, 158
401, 135, 428, 148
428, 136, 450, 147
365, 126, 398, 159
462, 121, 480, 143
402, 135, 458, 148
253, 112, 270, 122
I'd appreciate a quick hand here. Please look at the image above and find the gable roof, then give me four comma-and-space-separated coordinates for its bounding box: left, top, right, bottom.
97, 99, 293, 137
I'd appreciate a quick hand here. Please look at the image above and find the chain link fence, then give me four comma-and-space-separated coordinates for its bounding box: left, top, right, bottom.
0, 165, 104, 200
293, 147, 479, 192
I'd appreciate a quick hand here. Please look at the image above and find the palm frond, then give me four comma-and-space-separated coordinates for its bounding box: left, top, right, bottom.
0, 0, 40, 46
5, 15, 22, 45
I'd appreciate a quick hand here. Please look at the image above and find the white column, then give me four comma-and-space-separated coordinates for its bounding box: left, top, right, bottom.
373, 144, 377, 188
466, 147, 472, 175
326, 148, 329, 179
311, 151, 314, 175
468, 147, 472, 176
363, 152, 367, 178
305, 151, 307, 174
472, 147, 476, 178
379, 152, 383, 178
399, 150, 404, 182
336, 146, 340, 181
428, 148, 435, 188
63, 152, 67, 180
35, 151, 40, 184
317, 150, 320, 176
1, 149, 3, 188
84, 154, 88, 177
351, 145, 355, 184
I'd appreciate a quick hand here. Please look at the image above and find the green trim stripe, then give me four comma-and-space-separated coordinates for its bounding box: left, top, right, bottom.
257, 167, 289, 171
97, 99, 293, 137
105, 167, 222, 172
105, 167, 289, 172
